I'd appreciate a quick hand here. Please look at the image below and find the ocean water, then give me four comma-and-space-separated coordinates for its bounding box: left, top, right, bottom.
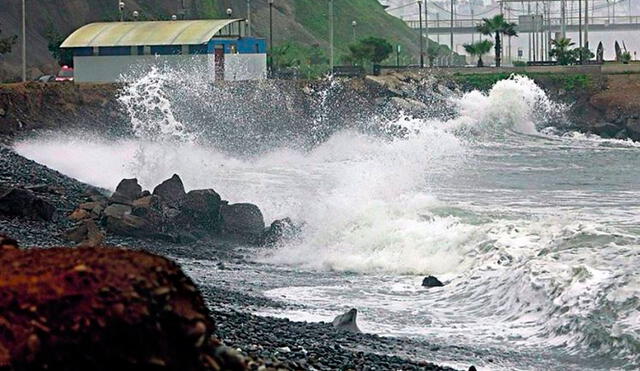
13, 71, 640, 370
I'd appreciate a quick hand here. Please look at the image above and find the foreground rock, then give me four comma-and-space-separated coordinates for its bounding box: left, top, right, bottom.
332, 308, 361, 333
0, 247, 244, 371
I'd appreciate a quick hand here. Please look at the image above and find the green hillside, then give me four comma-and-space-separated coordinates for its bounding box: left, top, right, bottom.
0, 0, 440, 80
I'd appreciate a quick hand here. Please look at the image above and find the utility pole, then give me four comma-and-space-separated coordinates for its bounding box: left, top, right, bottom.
578, 0, 583, 61
21, 0, 26, 82
269, 0, 274, 76
329, 0, 334, 72
246, 0, 251, 36
560, 0, 566, 38
471, 5, 474, 44
528, 2, 532, 62
425, 0, 429, 64
418, 0, 424, 68
584, 0, 589, 50
450, 0, 454, 66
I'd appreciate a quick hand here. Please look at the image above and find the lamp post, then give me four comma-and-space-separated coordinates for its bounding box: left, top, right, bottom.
352, 20, 357, 43
269, 0, 274, 77
226, 8, 232, 18
417, 0, 424, 68
118, 2, 125, 21
132, 10, 139, 21
21, 0, 26, 82
246, 0, 252, 36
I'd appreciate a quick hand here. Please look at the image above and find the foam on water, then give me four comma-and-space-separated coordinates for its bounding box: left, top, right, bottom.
12, 73, 640, 368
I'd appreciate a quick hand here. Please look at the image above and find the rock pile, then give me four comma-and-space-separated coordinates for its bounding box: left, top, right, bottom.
0, 246, 245, 371
64, 174, 296, 247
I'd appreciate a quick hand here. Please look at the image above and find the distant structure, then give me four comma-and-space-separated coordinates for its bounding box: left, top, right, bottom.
61, 19, 267, 83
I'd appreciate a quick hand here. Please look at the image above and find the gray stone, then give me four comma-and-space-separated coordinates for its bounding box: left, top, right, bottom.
0, 188, 55, 221
153, 174, 186, 207
422, 276, 444, 288
181, 189, 222, 230
103, 204, 131, 219
593, 122, 622, 138
332, 308, 361, 333
625, 117, 640, 141
220, 203, 265, 239
114, 178, 142, 201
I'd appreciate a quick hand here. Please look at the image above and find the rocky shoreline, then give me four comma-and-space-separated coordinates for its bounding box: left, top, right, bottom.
0, 145, 471, 370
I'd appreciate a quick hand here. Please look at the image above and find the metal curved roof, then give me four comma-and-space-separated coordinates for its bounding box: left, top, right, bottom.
61, 19, 240, 48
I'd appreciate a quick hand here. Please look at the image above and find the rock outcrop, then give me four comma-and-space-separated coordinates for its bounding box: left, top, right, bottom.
422, 276, 444, 288
220, 203, 265, 240
0, 246, 244, 370
64, 175, 274, 245
332, 308, 361, 334
0, 187, 55, 221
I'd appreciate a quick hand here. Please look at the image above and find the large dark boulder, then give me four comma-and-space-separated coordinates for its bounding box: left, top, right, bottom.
220, 203, 265, 240
153, 174, 186, 207
109, 178, 142, 205
0, 188, 55, 221
181, 189, 222, 231
0, 247, 245, 371
422, 276, 444, 288
332, 308, 361, 333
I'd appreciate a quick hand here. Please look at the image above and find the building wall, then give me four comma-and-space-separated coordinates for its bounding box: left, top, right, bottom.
73, 54, 215, 83
73, 53, 267, 83
224, 54, 267, 81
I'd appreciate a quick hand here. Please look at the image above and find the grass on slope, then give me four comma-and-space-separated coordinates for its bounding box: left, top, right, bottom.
294, 0, 426, 63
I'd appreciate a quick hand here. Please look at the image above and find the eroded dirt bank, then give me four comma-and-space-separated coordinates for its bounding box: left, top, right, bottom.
0, 73, 639, 144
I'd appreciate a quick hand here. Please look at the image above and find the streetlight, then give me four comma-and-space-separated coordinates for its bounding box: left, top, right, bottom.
132, 10, 139, 21
21, 0, 26, 82
269, 0, 274, 77
171, 14, 177, 21
118, 2, 125, 21
417, 0, 424, 68
352, 20, 357, 43
246, 0, 252, 36
226, 8, 233, 18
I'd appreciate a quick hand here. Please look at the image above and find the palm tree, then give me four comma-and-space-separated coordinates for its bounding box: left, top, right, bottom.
550, 37, 576, 65
476, 14, 517, 67
463, 40, 494, 67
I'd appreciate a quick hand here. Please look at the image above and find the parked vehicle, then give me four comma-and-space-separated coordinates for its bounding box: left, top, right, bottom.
55, 66, 74, 82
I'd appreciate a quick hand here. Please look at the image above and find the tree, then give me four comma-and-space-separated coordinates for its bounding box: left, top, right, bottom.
463, 40, 493, 67
345, 37, 393, 66
0, 24, 17, 56
574, 46, 594, 63
44, 27, 73, 67
476, 14, 517, 67
426, 44, 449, 67
550, 37, 576, 65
